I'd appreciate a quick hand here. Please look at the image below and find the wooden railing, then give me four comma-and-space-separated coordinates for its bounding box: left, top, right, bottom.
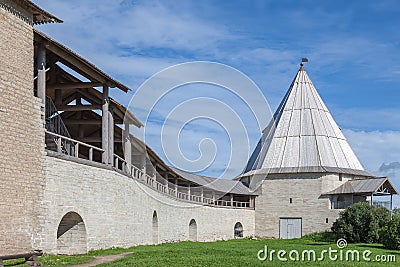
45, 131, 252, 209
46, 131, 104, 161
372, 201, 391, 210
124, 163, 252, 209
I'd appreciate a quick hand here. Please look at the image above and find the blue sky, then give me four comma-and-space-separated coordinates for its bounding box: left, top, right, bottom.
34, 0, 400, 183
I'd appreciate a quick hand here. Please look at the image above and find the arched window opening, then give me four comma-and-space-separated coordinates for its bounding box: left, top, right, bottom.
234, 222, 243, 238
189, 219, 197, 241
152, 211, 158, 244
57, 212, 87, 255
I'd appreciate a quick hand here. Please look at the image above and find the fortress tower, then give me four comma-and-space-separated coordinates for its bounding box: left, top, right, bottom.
0, 0, 60, 254
240, 63, 397, 238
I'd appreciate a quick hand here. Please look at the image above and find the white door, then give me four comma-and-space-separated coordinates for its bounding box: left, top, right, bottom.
280, 218, 302, 239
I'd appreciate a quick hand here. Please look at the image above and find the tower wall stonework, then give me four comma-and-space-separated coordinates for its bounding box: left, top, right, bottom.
0, 5, 45, 254
254, 173, 347, 238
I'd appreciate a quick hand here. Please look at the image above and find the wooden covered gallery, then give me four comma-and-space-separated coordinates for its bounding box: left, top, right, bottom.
33, 29, 256, 208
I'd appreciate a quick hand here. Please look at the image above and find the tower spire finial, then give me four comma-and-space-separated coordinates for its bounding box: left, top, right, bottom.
300, 58, 308, 68
300, 57, 308, 70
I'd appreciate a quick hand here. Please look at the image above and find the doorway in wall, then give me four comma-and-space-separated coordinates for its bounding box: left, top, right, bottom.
279, 218, 302, 239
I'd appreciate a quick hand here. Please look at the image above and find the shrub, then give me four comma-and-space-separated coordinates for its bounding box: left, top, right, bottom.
393, 207, 400, 217
303, 231, 337, 242
381, 215, 400, 250
331, 202, 390, 243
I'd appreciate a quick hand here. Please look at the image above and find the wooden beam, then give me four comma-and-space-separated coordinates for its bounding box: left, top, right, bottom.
37, 44, 46, 104
63, 119, 101, 125
108, 108, 114, 164
44, 41, 107, 83
47, 82, 103, 90
112, 105, 125, 121
63, 119, 123, 125
80, 137, 122, 143
124, 123, 131, 173
79, 90, 102, 105
57, 104, 102, 111
62, 92, 78, 105
102, 85, 109, 164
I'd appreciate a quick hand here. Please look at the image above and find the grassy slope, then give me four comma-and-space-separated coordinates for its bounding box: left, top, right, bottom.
4, 238, 399, 267
94, 239, 400, 267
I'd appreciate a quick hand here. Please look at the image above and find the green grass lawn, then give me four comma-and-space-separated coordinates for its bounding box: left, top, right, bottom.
4, 237, 399, 267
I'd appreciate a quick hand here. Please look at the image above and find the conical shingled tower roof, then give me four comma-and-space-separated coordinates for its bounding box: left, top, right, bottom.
243, 64, 372, 177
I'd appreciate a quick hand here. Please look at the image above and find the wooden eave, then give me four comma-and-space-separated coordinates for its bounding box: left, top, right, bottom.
33, 29, 130, 92
2, 0, 62, 24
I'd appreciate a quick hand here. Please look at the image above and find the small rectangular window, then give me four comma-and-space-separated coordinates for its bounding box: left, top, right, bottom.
326, 218, 329, 223
290, 198, 293, 204
339, 174, 343, 181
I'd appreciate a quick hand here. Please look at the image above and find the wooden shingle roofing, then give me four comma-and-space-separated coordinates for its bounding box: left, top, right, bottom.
1, 0, 62, 24
324, 177, 398, 195
243, 64, 368, 177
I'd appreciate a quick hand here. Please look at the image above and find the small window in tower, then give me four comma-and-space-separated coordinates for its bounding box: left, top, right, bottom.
326, 218, 329, 223
290, 198, 293, 204
339, 174, 343, 181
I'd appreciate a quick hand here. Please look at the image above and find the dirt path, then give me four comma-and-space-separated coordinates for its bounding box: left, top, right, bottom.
69, 252, 133, 267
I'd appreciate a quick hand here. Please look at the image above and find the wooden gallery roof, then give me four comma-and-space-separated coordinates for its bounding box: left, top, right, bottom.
34, 29, 130, 92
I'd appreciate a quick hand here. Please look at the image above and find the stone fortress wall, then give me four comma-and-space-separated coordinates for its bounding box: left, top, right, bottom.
0, 3, 45, 255
255, 173, 356, 237
37, 156, 255, 254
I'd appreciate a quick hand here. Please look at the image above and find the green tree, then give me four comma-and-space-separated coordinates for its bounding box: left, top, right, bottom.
331, 202, 390, 243
381, 216, 400, 250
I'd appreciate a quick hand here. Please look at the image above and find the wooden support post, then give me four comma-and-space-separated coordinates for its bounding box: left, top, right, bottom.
142, 166, 146, 180
152, 169, 156, 187
174, 178, 178, 197
164, 173, 169, 192
212, 191, 216, 205
124, 123, 132, 174
51, 70, 62, 107
55, 88, 62, 106
102, 84, 109, 164
89, 147, 93, 161
390, 194, 393, 219
188, 184, 191, 201
37, 44, 46, 104
250, 196, 255, 208
108, 107, 114, 165
230, 193, 234, 207
57, 137, 62, 153
74, 143, 79, 158
76, 94, 82, 105
142, 155, 146, 180
200, 187, 204, 203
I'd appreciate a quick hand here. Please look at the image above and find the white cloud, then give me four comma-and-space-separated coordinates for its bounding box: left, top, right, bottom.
343, 129, 400, 207
343, 129, 400, 172
35, 0, 230, 53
